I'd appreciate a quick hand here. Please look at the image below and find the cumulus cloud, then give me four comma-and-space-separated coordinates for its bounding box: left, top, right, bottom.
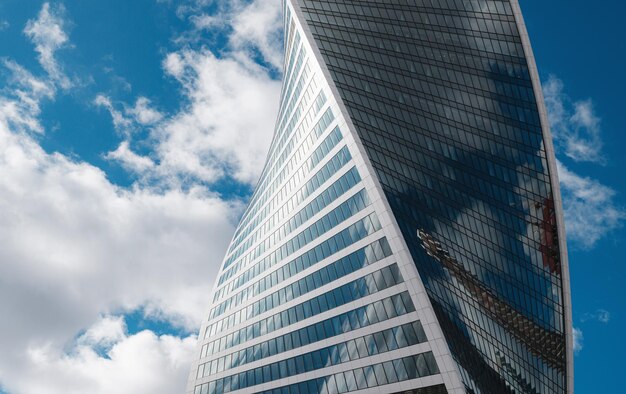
23, 2, 72, 89
11, 316, 196, 394
100, 0, 282, 187
95, 95, 163, 134
152, 49, 280, 185
0, 105, 241, 391
76, 316, 127, 350
543, 75, 604, 164
104, 140, 155, 173
229, 0, 284, 70
159, 0, 282, 185
557, 161, 625, 249
100, 49, 280, 186
0, 1, 284, 392
543, 75, 624, 248
573, 327, 583, 353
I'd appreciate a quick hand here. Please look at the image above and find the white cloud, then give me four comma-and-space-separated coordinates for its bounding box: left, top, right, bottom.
0, 107, 242, 391
101, 48, 281, 185
11, 316, 196, 394
581, 309, 611, 324
151, 48, 280, 185
229, 0, 284, 70
189, 14, 223, 31
129, 97, 163, 125
0, 0, 286, 391
104, 140, 155, 173
94, 94, 134, 136
557, 160, 625, 249
76, 316, 126, 350
0, 20, 9, 31
573, 327, 583, 353
93, 93, 163, 137
543, 75, 604, 164
23, 2, 71, 89
0, 2, 283, 392
138, 0, 284, 186
0, 60, 55, 134
100, 0, 284, 187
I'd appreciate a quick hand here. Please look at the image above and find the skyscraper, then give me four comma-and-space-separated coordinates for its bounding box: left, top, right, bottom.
188, 1, 573, 393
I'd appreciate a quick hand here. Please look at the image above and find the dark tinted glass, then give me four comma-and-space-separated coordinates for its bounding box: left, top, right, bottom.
300, 1, 567, 393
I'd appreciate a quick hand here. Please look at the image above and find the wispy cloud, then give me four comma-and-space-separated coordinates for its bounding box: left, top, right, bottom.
581, 309, 611, 324
543, 75, 625, 248
543, 75, 605, 164
23, 2, 72, 89
557, 160, 625, 249
93, 94, 134, 136
0, 59, 55, 134
94, 95, 163, 135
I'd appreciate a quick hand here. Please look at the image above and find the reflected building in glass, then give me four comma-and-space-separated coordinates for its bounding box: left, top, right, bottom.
188, 1, 573, 393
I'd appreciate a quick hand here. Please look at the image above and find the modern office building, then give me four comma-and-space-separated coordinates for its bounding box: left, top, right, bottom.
188, 1, 573, 393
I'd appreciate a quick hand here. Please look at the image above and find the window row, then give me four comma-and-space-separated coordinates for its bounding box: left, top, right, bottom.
428, 281, 564, 392
315, 22, 533, 97
216, 186, 371, 323
309, 17, 525, 66
207, 234, 391, 334
203, 258, 400, 355
303, 0, 513, 19
198, 320, 428, 392
232, 84, 326, 246
361, 128, 550, 226
248, 351, 439, 394
327, 49, 536, 113
332, 54, 537, 126
218, 146, 355, 288
229, 84, 324, 258
274, 87, 326, 172
277, 46, 307, 121
223, 125, 345, 273
280, 27, 301, 103
211, 166, 362, 317
339, 73, 543, 155
227, 107, 336, 260
200, 291, 416, 374
281, 13, 299, 78
218, 212, 382, 316
276, 61, 313, 144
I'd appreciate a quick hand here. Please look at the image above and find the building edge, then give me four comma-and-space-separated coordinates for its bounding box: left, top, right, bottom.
288, 0, 466, 392
509, 2, 574, 392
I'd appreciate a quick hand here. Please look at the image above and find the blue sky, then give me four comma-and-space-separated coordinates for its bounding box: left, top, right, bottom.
0, 1, 623, 393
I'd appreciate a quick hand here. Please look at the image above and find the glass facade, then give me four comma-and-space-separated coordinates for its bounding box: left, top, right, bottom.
188, 1, 571, 394
298, 0, 570, 393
